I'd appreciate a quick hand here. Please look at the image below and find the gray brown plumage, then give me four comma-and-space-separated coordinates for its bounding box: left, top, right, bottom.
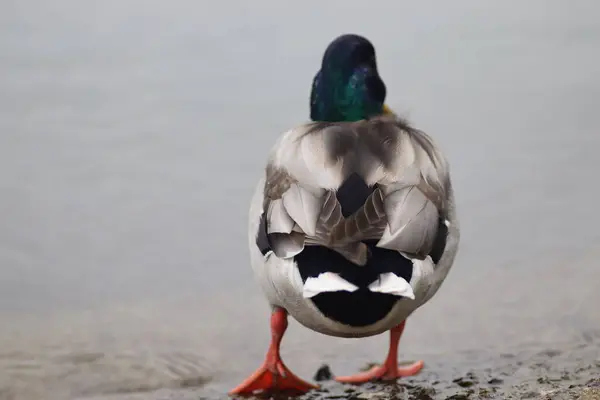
261, 114, 452, 266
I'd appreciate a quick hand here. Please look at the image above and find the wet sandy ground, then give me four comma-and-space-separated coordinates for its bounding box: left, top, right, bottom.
72, 337, 600, 400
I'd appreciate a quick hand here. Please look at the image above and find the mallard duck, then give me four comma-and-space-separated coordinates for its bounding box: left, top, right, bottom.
230, 34, 460, 395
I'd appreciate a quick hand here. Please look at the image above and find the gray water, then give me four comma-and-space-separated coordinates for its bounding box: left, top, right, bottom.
1, 1, 600, 399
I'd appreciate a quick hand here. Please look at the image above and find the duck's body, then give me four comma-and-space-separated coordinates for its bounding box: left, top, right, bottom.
230, 34, 460, 396
248, 116, 459, 338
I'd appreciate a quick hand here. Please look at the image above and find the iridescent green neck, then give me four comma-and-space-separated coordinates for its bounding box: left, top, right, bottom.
310, 67, 385, 122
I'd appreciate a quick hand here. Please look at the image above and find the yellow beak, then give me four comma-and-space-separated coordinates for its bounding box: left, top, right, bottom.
382, 104, 396, 116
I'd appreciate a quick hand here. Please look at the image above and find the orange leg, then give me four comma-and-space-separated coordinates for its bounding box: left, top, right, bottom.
335, 321, 424, 383
229, 308, 318, 395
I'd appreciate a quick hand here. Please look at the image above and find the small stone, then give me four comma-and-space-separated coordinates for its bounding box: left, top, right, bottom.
452, 377, 475, 388
409, 386, 436, 400
313, 364, 333, 382
588, 379, 600, 388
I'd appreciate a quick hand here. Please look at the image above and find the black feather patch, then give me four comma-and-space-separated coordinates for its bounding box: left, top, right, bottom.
256, 211, 271, 256
335, 173, 374, 217
429, 218, 448, 264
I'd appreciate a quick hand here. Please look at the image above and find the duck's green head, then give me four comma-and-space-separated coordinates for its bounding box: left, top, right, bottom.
310, 34, 390, 122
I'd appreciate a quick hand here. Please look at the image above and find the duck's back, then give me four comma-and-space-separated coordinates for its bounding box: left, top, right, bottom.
262, 115, 450, 261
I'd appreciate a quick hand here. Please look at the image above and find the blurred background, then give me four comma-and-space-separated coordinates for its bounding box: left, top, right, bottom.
1, 1, 599, 399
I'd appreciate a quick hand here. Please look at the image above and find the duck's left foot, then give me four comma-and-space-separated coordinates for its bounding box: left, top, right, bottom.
229, 358, 317, 394
229, 308, 318, 395
335, 321, 424, 384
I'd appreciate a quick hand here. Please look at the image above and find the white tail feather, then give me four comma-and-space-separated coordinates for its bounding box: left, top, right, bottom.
302, 272, 359, 298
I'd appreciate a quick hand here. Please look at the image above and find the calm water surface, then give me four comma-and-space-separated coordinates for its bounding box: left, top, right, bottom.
1, 1, 599, 399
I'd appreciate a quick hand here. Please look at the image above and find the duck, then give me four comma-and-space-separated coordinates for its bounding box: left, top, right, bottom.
230, 34, 460, 395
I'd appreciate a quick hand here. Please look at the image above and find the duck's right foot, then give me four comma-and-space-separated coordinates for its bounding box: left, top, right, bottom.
335, 321, 424, 384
